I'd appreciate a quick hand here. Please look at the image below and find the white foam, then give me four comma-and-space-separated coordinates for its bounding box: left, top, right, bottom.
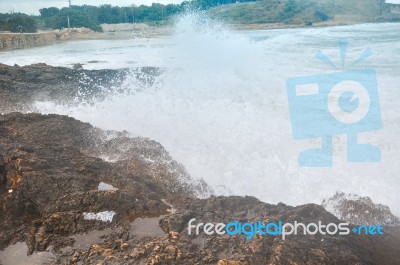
83, 211, 116, 222
27, 17, 400, 216
98, 182, 117, 191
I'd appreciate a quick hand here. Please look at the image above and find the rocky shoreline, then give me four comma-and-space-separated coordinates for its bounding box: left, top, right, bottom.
0, 32, 57, 51
1, 20, 396, 51
0, 63, 162, 113
0, 64, 400, 264
0, 25, 173, 51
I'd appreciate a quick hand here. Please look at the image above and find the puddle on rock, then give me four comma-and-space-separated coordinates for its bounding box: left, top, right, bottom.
60, 216, 164, 254
0, 242, 54, 265
130, 216, 165, 238
71, 228, 113, 249
59, 227, 125, 255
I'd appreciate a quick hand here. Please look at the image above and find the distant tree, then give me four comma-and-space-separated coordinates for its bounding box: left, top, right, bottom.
97, 4, 115, 23
165, 4, 182, 15
35, 2, 184, 29
5, 16, 37, 33
277, 0, 302, 21
43, 8, 101, 31
0, 13, 38, 33
314, 11, 330, 22
39, 7, 60, 18
0, 19, 6, 31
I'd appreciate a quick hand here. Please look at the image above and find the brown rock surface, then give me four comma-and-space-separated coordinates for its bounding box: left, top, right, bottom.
0, 112, 207, 256
0, 63, 161, 112
50, 195, 400, 265
322, 191, 400, 226
0, 113, 398, 264
0, 64, 399, 264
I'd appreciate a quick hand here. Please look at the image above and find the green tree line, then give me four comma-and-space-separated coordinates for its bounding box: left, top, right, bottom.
39, 0, 256, 31
0, 0, 257, 33
39, 4, 183, 31
0, 13, 38, 33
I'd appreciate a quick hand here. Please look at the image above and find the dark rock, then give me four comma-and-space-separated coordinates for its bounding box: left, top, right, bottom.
0, 63, 162, 112
72, 63, 83, 70
322, 191, 400, 226
0, 113, 399, 264
0, 154, 5, 188
0, 62, 399, 264
0, 112, 208, 255
54, 195, 400, 265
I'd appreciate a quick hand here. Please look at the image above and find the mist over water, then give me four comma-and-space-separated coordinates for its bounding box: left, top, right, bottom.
9, 15, 399, 214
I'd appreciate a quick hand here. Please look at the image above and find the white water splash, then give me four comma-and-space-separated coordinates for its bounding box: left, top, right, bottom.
83, 211, 116, 222
31, 16, 400, 216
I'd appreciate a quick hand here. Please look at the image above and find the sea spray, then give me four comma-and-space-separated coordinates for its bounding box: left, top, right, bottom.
34, 15, 400, 215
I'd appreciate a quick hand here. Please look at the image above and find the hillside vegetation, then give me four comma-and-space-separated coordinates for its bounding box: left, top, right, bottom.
0, 0, 396, 33
207, 0, 385, 24
0, 13, 38, 33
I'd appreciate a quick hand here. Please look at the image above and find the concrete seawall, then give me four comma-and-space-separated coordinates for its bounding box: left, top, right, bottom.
0, 32, 57, 50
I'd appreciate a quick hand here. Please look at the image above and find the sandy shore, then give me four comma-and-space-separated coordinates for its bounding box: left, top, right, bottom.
51, 20, 363, 43
59, 21, 353, 41
54, 24, 174, 42
0, 20, 381, 51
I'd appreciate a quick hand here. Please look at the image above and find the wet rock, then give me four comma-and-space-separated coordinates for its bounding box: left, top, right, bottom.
0, 63, 162, 112
54, 195, 400, 265
72, 63, 84, 70
0, 154, 5, 188
0, 112, 399, 264
322, 191, 400, 226
0, 112, 208, 254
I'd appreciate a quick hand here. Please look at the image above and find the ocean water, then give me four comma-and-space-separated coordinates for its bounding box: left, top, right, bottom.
2, 15, 400, 215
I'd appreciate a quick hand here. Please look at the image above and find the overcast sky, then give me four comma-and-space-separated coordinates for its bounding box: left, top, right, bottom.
1, 0, 400, 15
